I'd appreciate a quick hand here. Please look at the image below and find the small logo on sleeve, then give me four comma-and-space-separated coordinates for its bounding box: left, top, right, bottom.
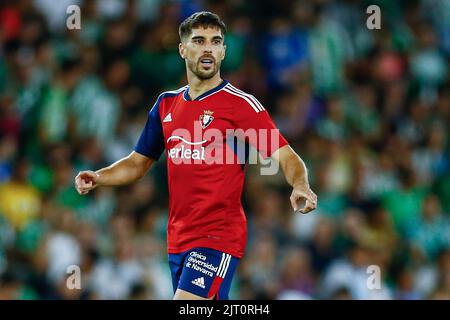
163, 113, 172, 123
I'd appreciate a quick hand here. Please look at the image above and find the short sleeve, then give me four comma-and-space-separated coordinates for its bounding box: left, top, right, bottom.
134, 94, 165, 160
231, 90, 288, 158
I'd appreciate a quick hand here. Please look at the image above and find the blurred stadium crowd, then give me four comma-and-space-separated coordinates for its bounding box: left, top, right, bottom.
0, 0, 449, 300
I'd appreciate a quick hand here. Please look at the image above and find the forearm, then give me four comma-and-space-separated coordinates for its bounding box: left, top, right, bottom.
283, 154, 309, 188
95, 154, 152, 186
276, 146, 310, 188
271, 145, 317, 213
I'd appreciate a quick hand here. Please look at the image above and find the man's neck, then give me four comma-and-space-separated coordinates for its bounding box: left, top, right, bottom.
187, 72, 223, 100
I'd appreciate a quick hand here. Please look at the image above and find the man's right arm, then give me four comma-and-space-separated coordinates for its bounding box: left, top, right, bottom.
76, 92, 166, 195
75, 151, 154, 195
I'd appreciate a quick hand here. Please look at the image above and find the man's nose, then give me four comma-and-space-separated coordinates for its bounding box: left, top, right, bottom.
203, 43, 213, 53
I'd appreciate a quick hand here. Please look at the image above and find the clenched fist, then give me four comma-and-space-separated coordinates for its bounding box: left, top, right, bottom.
75, 171, 100, 195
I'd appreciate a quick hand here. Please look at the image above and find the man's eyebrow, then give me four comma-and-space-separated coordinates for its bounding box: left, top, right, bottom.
191, 35, 223, 41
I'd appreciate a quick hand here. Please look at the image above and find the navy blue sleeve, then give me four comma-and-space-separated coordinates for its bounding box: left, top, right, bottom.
134, 94, 165, 160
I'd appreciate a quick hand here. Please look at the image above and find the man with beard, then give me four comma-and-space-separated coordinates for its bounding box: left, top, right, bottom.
75, 11, 317, 300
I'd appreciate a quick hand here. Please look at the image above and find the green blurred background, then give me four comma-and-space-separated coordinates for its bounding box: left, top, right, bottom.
0, 0, 449, 299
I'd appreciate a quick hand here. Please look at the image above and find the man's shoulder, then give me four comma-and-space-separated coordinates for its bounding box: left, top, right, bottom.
158, 85, 189, 100
151, 85, 188, 112
221, 83, 266, 113
151, 85, 188, 111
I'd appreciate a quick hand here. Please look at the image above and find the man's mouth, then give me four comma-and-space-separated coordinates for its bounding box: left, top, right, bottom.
199, 57, 214, 67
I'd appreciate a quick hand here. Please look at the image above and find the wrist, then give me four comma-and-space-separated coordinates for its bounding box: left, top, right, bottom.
94, 170, 104, 186
293, 179, 309, 189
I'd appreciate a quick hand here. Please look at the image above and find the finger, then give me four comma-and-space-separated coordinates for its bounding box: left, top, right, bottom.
76, 177, 86, 186
299, 199, 317, 214
82, 177, 95, 184
304, 191, 316, 203
76, 180, 92, 190
83, 181, 93, 187
79, 171, 98, 182
75, 175, 83, 186
78, 187, 92, 195
76, 173, 90, 187
80, 175, 95, 184
290, 195, 299, 212
292, 191, 310, 212
304, 192, 318, 208
75, 179, 82, 191
77, 186, 86, 194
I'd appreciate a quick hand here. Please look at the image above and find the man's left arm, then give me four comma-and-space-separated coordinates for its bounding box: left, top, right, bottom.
271, 145, 318, 214
230, 94, 317, 213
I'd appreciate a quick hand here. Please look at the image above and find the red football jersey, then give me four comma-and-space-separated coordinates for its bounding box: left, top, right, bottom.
135, 80, 288, 258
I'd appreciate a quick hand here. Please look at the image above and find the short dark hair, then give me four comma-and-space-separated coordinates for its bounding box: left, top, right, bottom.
178, 11, 227, 41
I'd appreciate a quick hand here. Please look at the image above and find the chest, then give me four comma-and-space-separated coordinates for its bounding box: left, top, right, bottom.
161, 99, 233, 141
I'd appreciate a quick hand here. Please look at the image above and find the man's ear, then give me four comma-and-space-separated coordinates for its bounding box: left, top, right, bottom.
222, 44, 226, 60
179, 43, 186, 59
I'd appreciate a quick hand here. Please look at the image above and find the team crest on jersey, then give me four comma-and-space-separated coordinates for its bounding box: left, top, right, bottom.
199, 110, 214, 129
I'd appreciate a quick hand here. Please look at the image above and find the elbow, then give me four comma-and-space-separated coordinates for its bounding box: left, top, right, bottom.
133, 159, 153, 181
136, 169, 147, 181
